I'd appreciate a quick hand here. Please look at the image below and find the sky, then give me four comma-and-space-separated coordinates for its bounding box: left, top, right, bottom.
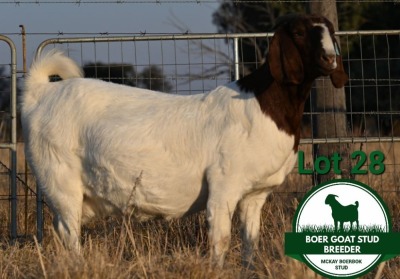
0, 2, 221, 67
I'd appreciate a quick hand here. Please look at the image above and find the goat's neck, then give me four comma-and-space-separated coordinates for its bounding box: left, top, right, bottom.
237, 63, 314, 152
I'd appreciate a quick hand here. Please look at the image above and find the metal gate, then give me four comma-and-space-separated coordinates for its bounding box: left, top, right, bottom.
0, 35, 17, 240
6, 29, 400, 240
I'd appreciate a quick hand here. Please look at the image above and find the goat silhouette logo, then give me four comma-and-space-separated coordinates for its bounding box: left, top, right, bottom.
285, 179, 400, 278
325, 194, 359, 232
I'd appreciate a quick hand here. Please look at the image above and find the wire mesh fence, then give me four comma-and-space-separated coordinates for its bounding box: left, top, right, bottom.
0, 29, 399, 240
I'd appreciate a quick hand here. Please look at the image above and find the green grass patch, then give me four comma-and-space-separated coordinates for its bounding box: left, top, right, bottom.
298, 224, 387, 234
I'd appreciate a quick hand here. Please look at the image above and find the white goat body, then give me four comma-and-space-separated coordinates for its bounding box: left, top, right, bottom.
22, 14, 348, 267
22, 51, 295, 262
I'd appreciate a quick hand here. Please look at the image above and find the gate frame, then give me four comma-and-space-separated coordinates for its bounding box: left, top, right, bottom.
0, 35, 18, 240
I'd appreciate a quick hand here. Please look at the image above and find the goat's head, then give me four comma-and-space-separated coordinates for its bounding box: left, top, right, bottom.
325, 194, 339, 205
268, 14, 348, 88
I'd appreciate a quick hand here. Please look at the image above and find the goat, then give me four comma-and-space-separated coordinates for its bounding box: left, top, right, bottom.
21, 14, 348, 267
325, 194, 359, 232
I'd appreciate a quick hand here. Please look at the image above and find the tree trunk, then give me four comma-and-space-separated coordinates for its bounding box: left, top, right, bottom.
309, 1, 352, 183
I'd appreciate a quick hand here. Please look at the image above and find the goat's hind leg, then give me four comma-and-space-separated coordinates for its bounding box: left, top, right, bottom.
52, 203, 82, 252
44, 167, 84, 252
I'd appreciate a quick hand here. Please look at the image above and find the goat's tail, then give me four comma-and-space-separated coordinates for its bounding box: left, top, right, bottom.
24, 49, 83, 93
355, 201, 359, 208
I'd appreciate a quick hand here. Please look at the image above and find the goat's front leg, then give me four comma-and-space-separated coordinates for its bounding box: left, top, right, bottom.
238, 190, 270, 269
207, 188, 242, 267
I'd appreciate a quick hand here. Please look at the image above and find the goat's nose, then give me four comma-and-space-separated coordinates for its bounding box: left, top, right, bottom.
322, 54, 336, 68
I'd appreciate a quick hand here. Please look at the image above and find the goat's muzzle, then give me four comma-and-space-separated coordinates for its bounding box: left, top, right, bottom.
318, 53, 337, 75
322, 54, 337, 69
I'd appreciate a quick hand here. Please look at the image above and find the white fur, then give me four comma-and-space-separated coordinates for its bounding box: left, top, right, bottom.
314, 23, 337, 68
22, 50, 297, 266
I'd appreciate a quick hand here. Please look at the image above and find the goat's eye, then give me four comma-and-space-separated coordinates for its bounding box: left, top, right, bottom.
293, 31, 305, 38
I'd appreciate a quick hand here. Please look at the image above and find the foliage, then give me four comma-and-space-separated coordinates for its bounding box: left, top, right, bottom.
212, 1, 400, 69
0, 67, 10, 112
83, 63, 173, 93
139, 65, 173, 93
83, 63, 137, 87
213, 1, 306, 74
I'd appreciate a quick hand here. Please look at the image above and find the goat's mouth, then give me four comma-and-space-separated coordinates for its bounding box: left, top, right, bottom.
317, 62, 337, 76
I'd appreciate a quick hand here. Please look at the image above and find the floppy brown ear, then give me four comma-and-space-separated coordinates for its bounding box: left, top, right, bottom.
268, 28, 304, 84
330, 40, 349, 88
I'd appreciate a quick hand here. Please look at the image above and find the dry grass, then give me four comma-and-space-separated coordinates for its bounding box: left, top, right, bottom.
0, 194, 399, 278
0, 142, 399, 278
0, 196, 317, 279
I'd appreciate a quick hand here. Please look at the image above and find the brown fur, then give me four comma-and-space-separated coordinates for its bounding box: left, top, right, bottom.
238, 14, 348, 151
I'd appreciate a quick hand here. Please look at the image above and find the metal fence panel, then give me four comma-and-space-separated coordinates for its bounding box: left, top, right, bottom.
26, 29, 400, 240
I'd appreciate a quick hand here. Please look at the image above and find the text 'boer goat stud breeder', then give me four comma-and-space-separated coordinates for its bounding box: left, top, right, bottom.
22, 14, 348, 267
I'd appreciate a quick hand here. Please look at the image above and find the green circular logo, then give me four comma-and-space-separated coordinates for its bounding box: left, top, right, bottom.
285, 179, 400, 278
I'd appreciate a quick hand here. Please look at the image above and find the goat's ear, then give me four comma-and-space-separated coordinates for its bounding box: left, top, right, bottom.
268, 28, 304, 84
330, 39, 349, 88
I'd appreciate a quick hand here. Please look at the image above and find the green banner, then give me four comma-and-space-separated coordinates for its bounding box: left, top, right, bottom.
285, 233, 400, 255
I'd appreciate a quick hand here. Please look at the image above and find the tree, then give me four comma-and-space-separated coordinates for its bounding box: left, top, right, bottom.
83, 63, 137, 87
213, 1, 306, 75
0, 66, 23, 142
138, 65, 173, 93
309, 0, 351, 182
0, 66, 10, 111
83, 63, 173, 93
0, 66, 11, 142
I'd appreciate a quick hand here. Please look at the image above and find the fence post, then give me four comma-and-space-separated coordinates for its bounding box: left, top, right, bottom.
10, 38, 17, 240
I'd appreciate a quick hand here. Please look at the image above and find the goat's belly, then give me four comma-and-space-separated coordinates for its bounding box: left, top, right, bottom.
255, 150, 298, 188
133, 181, 208, 220
82, 162, 207, 220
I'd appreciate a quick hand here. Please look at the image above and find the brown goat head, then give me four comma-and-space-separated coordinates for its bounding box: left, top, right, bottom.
268, 14, 348, 88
